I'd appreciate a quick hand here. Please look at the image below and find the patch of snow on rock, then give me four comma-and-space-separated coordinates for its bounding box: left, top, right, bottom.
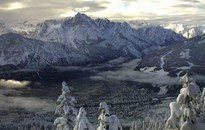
180, 49, 190, 59
158, 85, 168, 95
199, 39, 205, 44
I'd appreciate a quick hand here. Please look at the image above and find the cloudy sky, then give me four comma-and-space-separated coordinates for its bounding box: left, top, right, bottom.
0, 0, 205, 24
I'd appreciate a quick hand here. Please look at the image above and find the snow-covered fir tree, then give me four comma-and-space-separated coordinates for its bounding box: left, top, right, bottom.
73, 107, 95, 130
97, 102, 122, 130
54, 81, 77, 130
165, 73, 205, 130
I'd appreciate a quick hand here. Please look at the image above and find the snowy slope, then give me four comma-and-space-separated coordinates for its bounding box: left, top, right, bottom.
136, 34, 205, 77
127, 21, 151, 29
11, 21, 36, 37
0, 21, 13, 35
161, 23, 205, 39
134, 25, 184, 46
128, 21, 205, 39
0, 33, 90, 67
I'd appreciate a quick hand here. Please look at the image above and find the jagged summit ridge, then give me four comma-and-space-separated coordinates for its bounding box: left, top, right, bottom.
161, 23, 205, 38
32, 13, 185, 58
127, 21, 205, 39
71, 12, 95, 26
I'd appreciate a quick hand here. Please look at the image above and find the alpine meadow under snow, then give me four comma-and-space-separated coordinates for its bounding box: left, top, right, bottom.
0, 12, 205, 130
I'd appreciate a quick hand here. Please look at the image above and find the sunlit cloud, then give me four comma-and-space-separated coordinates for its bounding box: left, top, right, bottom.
0, 79, 54, 112
7, 2, 25, 10
0, 2, 25, 11
0, 79, 30, 88
82, 0, 94, 1
60, 11, 77, 18
75, 7, 90, 12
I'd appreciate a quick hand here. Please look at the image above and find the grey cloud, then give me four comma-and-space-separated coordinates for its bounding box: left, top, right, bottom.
103, 12, 205, 25
90, 59, 205, 86
0, 87, 55, 112
178, 0, 200, 3
0, 0, 205, 25
0, 0, 16, 5
25, 0, 107, 9
72, 1, 107, 13
0, 95, 55, 112
90, 59, 180, 85
132, 13, 205, 25
172, 4, 196, 8
171, 2, 205, 9
0, 79, 55, 112
90, 70, 179, 85
0, 0, 108, 23
0, 9, 61, 24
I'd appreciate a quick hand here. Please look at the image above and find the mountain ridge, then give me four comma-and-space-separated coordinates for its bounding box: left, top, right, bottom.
0, 13, 186, 68
31, 13, 185, 57
136, 33, 205, 77
128, 21, 205, 39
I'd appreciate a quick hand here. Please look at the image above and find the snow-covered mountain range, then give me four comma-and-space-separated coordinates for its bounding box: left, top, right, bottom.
32, 13, 184, 57
161, 23, 205, 39
0, 13, 188, 68
128, 21, 205, 39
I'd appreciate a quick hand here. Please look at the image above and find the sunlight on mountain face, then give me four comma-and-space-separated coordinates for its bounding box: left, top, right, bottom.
0, 79, 30, 88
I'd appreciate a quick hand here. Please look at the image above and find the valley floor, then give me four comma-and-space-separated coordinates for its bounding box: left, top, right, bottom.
0, 59, 200, 129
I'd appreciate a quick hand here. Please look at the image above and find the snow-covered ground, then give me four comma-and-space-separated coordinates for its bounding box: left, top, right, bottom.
199, 39, 205, 44
180, 49, 191, 59
160, 50, 173, 70
158, 85, 168, 95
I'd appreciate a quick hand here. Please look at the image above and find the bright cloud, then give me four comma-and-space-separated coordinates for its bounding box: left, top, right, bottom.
0, 2, 25, 11
7, 2, 25, 10
0, 79, 30, 88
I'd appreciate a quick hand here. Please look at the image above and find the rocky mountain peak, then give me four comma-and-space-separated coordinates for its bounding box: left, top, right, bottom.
71, 12, 95, 26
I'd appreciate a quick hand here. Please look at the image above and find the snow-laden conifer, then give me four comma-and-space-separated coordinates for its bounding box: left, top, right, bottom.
54, 81, 77, 130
